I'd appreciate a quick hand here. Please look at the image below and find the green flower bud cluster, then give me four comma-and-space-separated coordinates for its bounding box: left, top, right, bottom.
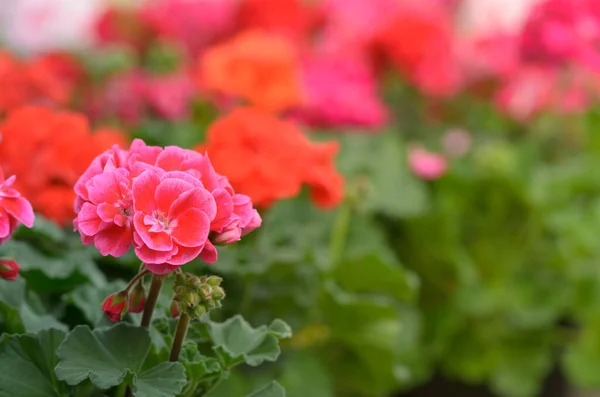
172, 273, 226, 319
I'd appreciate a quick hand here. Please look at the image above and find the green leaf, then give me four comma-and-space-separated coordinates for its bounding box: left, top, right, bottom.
338, 132, 428, 218
0, 329, 67, 397
245, 381, 286, 397
55, 323, 151, 389
334, 252, 418, 301
55, 323, 186, 396
279, 351, 334, 397
564, 317, 600, 387
133, 362, 187, 397
208, 315, 292, 367
0, 278, 67, 333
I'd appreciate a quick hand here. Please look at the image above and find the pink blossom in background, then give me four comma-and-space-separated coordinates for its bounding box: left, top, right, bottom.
519, 0, 600, 69
495, 66, 556, 121
295, 53, 388, 130
0, 172, 35, 246
142, 72, 195, 120
139, 0, 238, 56
87, 69, 195, 124
408, 146, 448, 181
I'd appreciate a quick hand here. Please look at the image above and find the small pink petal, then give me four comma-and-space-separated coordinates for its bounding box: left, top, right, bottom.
1, 197, 34, 228
155, 177, 195, 214
133, 212, 173, 251
76, 203, 103, 236
198, 241, 218, 263
132, 169, 161, 213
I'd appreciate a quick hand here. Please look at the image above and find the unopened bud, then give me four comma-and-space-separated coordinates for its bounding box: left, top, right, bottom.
185, 292, 200, 308
188, 276, 203, 289
128, 283, 145, 313
211, 286, 225, 300
206, 276, 222, 287
0, 259, 19, 281
174, 285, 187, 297
191, 304, 206, 319
198, 284, 212, 300
170, 300, 180, 318
102, 291, 128, 323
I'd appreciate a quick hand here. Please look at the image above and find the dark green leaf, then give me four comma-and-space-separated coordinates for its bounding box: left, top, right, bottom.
133, 362, 186, 397
0, 329, 67, 397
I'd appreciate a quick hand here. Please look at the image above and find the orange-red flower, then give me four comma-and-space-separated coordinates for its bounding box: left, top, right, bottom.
197, 30, 303, 113
0, 50, 84, 114
0, 106, 126, 225
197, 107, 343, 209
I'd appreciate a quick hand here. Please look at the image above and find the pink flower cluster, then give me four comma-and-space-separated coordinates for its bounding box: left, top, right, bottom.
73, 139, 261, 275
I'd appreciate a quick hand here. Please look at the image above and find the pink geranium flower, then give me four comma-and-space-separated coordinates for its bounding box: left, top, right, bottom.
132, 168, 216, 273
74, 139, 262, 274
0, 172, 34, 246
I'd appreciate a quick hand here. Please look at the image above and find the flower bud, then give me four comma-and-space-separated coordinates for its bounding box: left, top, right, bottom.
175, 272, 187, 286
206, 275, 222, 287
211, 286, 225, 301
198, 284, 212, 300
184, 292, 201, 308
102, 291, 128, 323
0, 259, 20, 281
170, 299, 180, 318
187, 276, 203, 289
191, 304, 206, 319
128, 283, 145, 313
173, 285, 187, 297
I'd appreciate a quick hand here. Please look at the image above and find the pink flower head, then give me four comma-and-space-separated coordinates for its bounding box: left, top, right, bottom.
0, 172, 35, 246
74, 139, 261, 274
408, 146, 448, 181
296, 53, 388, 130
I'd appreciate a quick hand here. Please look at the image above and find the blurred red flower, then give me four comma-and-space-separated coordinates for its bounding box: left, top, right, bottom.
197, 107, 343, 209
0, 106, 127, 225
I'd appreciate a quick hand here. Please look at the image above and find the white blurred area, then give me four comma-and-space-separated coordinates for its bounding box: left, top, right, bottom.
0, 0, 149, 55
456, 0, 544, 36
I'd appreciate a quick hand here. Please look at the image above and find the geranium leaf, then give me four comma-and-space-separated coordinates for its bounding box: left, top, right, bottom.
245, 381, 286, 397
133, 362, 186, 397
55, 323, 151, 389
207, 315, 292, 368
0, 329, 68, 397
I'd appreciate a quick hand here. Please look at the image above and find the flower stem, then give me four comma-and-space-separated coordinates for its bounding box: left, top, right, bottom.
140, 274, 164, 328
328, 198, 352, 271
169, 312, 190, 362
124, 268, 150, 293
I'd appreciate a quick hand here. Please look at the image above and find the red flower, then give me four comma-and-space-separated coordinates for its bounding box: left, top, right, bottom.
0, 259, 20, 281
0, 106, 126, 225
101, 292, 128, 323
198, 107, 343, 209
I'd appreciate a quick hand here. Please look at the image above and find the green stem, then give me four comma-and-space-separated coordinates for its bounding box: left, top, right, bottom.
140, 274, 164, 328
328, 199, 352, 272
169, 313, 190, 362
123, 269, 150, 293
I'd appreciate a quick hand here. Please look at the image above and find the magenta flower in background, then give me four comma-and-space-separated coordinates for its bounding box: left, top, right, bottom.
142, 72, 195, 121
139, 0, 238, 56
519, 0, 600, 70
408, 146, 448, 181
296, 53, 388, 130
